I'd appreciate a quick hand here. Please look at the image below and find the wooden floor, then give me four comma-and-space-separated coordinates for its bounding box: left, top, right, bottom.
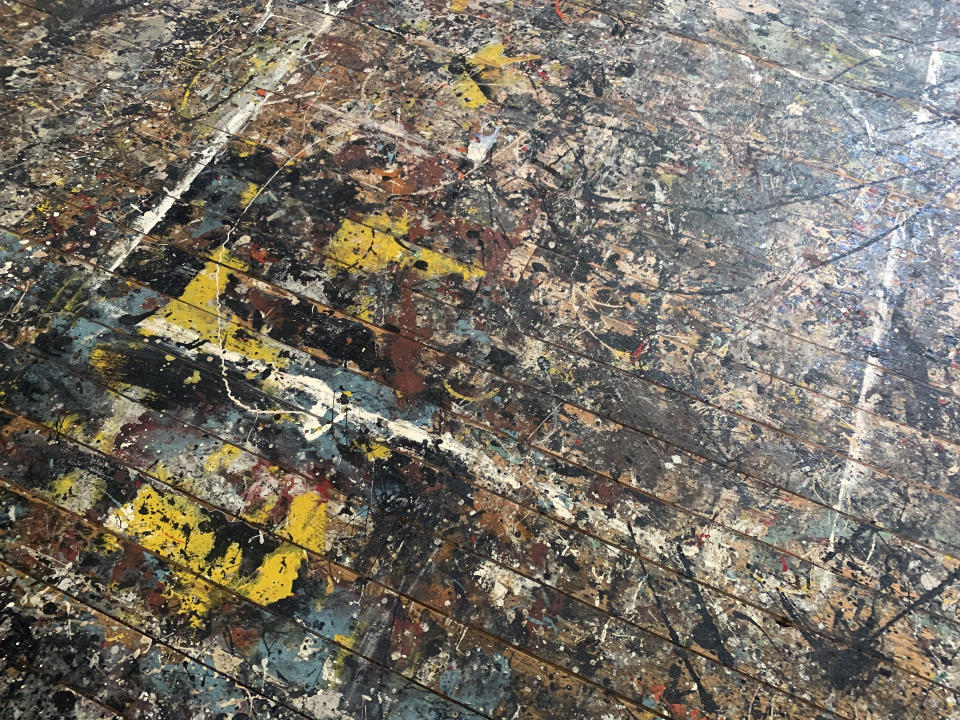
1, 0, 959, 717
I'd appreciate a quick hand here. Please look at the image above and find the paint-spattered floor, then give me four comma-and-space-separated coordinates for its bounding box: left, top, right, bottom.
1, 0, 959, 717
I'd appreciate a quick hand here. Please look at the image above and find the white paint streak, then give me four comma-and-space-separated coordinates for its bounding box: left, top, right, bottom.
472, 562, 539, 606
827, 37, 946, 552
138, 303, 511, 491
829, 208, 912, 552
915, 46, 945, 126
103, 0, 354, 272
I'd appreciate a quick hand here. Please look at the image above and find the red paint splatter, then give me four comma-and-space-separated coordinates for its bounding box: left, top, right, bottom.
780, 555, 789, 572
553, 0, 565, 21
250, 244, 269, 263
312, 478, 333, 502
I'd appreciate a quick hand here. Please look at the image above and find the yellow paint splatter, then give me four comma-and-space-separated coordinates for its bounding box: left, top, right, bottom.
449, 0, 468, 9
202, 443, 245, 474
246, 495, 279, 525
449, 43, 540, 108
452, 74, 489, 108
353, 441, 392, 461
334, 633, 355, 649
89, 346, 126, 379
52, 404, 128, 454
282, 490, 328, 552
467, 43, 540, 69
109, 486, 243, 626
657, 171, 677, 190
232, 140, 259, 158
327, 213, 484, 281
46, 469, 104, 514
112, 486, 242, 582
141, 247, 288, 367
180, 55, 226, 117
108, 485, 330, 625
350, 290, 378, 322
441, 379, 501, 404
234, 546, 305, 605
169, 580, 220, 628
238, 182, 260, 208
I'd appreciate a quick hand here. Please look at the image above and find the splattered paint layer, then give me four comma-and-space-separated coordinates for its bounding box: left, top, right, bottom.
1, 0, 960, 718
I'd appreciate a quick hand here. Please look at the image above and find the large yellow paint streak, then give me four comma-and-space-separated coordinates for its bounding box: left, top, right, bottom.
111, 485, 243, 627
113, 486, 243, 584
142, 247, 287, 367
234, 546, 305, 606
467, 43, 540, 69
283, 490, 328, 552
109, 485, 329, 624
327, 213, 484, 281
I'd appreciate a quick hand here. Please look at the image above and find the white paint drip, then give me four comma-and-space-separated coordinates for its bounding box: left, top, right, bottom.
827, 37, 946, 552
467, 125, 500, 164
472, 562, 539, 606
827, 224, 902, 552
138, 301, 510, 490
915, 46, 945, 126
103, 0, 354, 272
